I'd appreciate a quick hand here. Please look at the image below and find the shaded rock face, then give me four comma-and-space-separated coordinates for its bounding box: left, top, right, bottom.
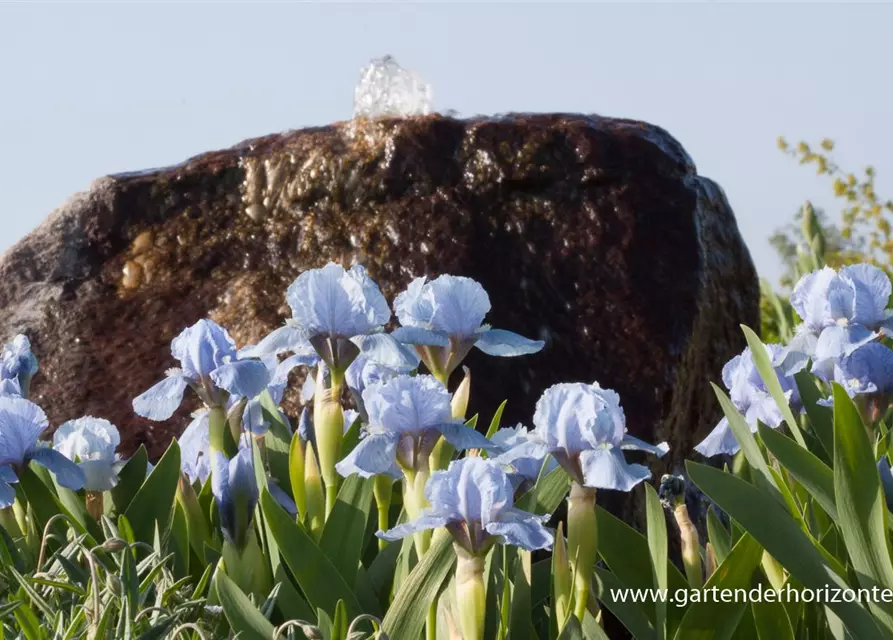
0, 114, 758, 491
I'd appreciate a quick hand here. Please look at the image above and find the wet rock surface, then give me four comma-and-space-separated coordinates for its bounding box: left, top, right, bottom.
0, 113, 759, 492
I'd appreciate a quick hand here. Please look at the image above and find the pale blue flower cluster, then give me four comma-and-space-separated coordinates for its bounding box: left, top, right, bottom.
1, 335, 38, 397
336, 374, 494, 479
814, 342, 893, 404
695, 344, 802, 457
0, 396, 85, 506
239, 263, 396, 373
133, 319, 270, 421
53, 417, 123, 491
498, 382, 669, 492
377, 456, 553, 553
393, 275, 544, 377
779, 264, 893, 375
491, 424, 557, 490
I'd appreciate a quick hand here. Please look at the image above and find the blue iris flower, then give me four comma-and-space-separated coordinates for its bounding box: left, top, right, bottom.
1, 335, 38, 398
180, 415, 297, 518
392, 275, 544, 377
239, 353, 318, 435
301, 350, 418, 423
498, 382, 668, 492
239, 263, 401, 374
133, 319, 270, 421
813, 342, 893, 404
778, 264, 893, 374
0, 397, 85, 507
696, 344, 802, 458
377, 456, 553, 553
491, 424, 557, 491
53, 417, 123, 492
211, 445, 259, 549
335, 374, 495, 479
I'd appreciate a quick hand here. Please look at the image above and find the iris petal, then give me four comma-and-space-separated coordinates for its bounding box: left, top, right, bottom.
376, 514, 450, 542
694, 417, 741, 457
391, 326, 450, 347
620, 435, 669, 457
474, 329, 544, 357
132, 374, 189, 421
579, 448, 650, 491
238, 325, 314, 360
485, 509, 553, 551
435, 422, 496, 451
335, 433, 400, 479
28, 448, 86, 491
211, 360, 271, 399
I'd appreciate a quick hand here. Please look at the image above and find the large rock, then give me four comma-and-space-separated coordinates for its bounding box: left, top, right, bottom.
0, 114, 759, 482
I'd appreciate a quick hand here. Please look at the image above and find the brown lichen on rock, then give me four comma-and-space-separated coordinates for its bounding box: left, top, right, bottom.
0, 114, 759, 486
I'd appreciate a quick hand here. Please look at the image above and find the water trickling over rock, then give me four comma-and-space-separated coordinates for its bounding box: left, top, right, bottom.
353, 55, 433, 119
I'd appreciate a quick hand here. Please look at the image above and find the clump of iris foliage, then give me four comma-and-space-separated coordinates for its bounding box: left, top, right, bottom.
2, 244, 893, 640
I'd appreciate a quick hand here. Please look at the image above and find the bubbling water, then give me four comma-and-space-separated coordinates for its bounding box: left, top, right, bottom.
353, 55, 433, 119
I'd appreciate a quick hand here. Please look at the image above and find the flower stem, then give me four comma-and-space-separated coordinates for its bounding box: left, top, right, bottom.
86, 491, 104, 521
455, 549, 486, 640
567, 482, 597, 622
373, 476, 393, 550
208, 405, 229, 458
314, 368, 344, 519
403, 469, 432, 558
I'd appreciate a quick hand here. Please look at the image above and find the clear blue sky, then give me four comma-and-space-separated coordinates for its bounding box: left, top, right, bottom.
2, 3, 891, 284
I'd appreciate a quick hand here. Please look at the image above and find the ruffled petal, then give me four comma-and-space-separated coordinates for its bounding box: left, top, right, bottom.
211, 360, 270, 399
427, 275, 491, 338
391, 326, 450, 347
376, 514, 451, 542
28, 448, 86, 491
493, 440, 552, 466
53, 416, 120, 464
394, 276, 434, 328
579, 448, 650, 491
840, 264, 891, 326
172, 319, 237, 379
773, 328, 816, 375
474, 329, 544, 357
238, 325, 314, 359
362, 375, 452, 434
78, 459, 119, 492
132, 374, 188, 421
355, 332, 423, 368
335, 433, 399, 479
814, 323, 877, 364
436, 422, 496, 451
286, 263, 390, 338
694, 417, 742, 457
620, 435, 669, 457
486, 509, 553, 551
0, 397, 48, 465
